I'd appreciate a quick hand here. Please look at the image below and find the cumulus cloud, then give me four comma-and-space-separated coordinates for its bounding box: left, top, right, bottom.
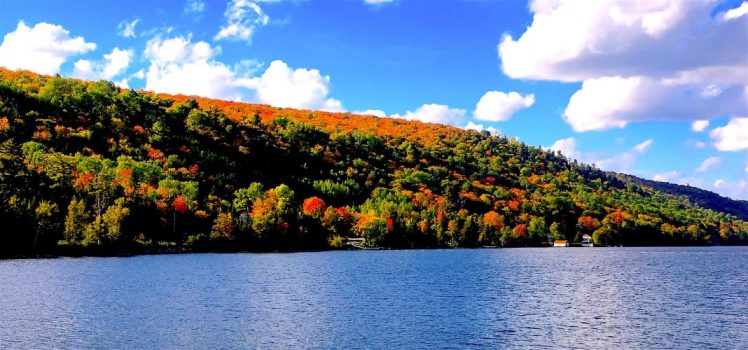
391, 104, 466, 126
354, 109, 387, 118
244, 60, 344, 111
695, 156, 722, 172
562, 74, 747, 132
499, 0, 748, 131
144, 36, 240, 100
691, 119, 709, 132
114, 79, 129, 89
143, 36, 343, 109
710, 117, 748, 151
549, 137, 581, 160
117, 19, 139, 38
0, 21, 96, 75
473, 91, 534, 122
214, 0, 270, 42
73, 47, 133, 81
549, 137, 653, 172
464, 121, 499, 135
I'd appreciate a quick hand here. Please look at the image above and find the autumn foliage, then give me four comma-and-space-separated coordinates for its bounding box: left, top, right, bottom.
173, 195, 189, 214
0, 68, 746, 257
302, 197, 326, 218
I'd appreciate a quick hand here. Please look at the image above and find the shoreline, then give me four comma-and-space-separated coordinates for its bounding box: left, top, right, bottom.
3, 243, 743, 260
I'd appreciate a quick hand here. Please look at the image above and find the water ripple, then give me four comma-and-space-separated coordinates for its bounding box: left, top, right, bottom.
1, 247, 747, 349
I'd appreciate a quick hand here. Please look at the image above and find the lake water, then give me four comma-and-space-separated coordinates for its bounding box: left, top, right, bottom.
1, 247, 746, 349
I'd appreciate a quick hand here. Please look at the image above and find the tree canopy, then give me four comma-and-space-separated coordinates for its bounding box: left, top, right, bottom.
1, 68, 746, 257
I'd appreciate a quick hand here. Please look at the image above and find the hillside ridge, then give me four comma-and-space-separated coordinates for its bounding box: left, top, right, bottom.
616, 173, 748, 220
0, 68, 745, 257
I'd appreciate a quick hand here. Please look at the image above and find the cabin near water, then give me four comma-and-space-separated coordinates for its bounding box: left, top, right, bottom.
581, 234, 594, 247
552, 235, 594, 247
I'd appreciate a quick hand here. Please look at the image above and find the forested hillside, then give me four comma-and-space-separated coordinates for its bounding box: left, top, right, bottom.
1, 69, 746, 257
616, 174, 748, 221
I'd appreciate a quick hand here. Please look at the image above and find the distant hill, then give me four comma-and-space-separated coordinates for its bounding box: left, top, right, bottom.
616, 174, 748, 221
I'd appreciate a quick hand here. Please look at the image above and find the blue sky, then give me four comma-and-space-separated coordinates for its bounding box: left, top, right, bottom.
0, 0, 746, 199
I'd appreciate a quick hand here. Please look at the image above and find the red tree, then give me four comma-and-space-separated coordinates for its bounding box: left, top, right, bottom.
302, 197, 326, 218
173, 195, 189, 214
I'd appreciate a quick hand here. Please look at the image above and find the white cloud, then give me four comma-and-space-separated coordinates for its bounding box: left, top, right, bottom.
391, 104, 466, 126
721, 1, 748, 21
473, 91, 534, 122
712, 179, 747, 200
132, 69, 145, 80
144, 35, 248, 100
244, 60, 344, 111
214, 0, 270, 42
364, 0, 395, 5
548, 137, 653, 172
632, 139, 653, 153
117, 19, 139, 38
463, 121, 499, 135
354, 109, 387, 118
595, 139, 652, 172
0, 21, 96, 75
562, 75, 747, 132
549, 137, 581, 159
710, 117, 748, 151
185, 0, 206, 13
144, 37, 343, 109
499, 0, 748, 132
691, 119, 709, 132
114, 79, 129, 89
695, 156, 722, 172
233, 59, 263, 76
653, 170, 680, 182
73, 47, 133, 81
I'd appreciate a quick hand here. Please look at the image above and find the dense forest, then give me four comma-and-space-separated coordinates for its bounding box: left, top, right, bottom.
1, 68, 746, 257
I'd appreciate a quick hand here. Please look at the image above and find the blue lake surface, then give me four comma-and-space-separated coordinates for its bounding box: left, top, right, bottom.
1, 247, 747, 349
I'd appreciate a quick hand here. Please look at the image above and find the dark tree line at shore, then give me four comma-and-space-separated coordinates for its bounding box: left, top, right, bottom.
0, 69, 746, 257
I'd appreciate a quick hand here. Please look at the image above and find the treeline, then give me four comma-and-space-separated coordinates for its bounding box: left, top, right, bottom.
0, 69, 746, 257
616, 173, 748, 221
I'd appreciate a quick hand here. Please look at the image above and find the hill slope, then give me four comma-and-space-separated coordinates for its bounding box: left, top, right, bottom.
0, 69, 746, 257
616, 174, 748, 221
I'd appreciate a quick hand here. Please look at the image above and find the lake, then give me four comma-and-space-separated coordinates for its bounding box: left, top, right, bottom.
1, 247, 746, 349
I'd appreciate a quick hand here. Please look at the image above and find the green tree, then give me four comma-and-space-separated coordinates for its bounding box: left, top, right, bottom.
102, 198, 130, 242
528, 217, 547, 243
34, 201, 59, 249
64, 197, 88, 243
